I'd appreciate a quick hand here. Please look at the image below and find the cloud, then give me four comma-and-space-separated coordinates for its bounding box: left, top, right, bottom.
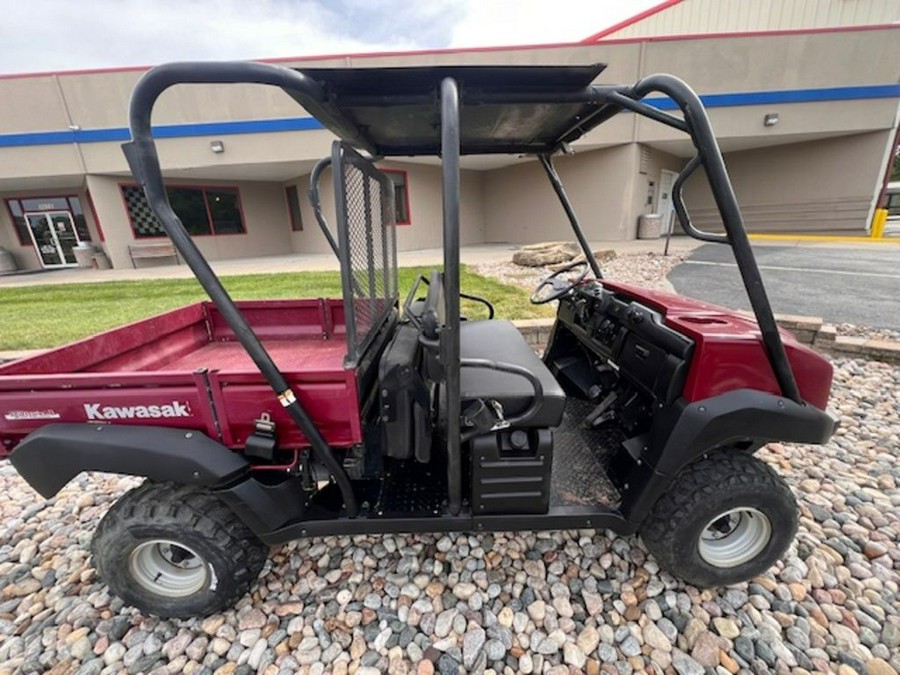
0, 0, 453, 73
0, 0, 656, 75
312, 0, 468, 47
450, 0, 657, 47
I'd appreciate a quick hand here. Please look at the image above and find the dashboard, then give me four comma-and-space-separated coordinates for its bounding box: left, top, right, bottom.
553, 281, 694, 405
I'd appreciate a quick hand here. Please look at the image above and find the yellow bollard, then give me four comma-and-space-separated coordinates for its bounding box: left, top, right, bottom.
871, 208, 888, 239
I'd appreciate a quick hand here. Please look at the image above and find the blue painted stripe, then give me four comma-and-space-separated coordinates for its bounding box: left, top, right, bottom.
1, 84, 898, 148
644, 84, 900, 110
0, 116, 324, 148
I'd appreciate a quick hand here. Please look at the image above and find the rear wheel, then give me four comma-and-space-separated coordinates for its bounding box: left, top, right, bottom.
640, 452, 797, 587
92, 481, 269, 618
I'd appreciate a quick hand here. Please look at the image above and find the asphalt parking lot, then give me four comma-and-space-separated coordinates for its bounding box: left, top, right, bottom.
668, 244, 900, 330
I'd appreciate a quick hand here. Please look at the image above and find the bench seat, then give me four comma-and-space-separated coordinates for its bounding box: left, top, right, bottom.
459, 320, 566, 428
128, 242, 180, 268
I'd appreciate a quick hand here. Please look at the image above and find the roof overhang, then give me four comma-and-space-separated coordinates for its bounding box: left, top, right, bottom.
293, 64, 607, 157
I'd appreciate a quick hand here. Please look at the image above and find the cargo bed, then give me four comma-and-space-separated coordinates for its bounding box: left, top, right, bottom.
0, 300, 365, 457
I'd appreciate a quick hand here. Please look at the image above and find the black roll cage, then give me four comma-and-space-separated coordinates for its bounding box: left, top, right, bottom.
122, 61, 802, 519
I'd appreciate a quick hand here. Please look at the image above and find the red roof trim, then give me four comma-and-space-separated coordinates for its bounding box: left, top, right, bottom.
1, 21, 897, 81
592, 22, 900, 45
580, 0, 684, 43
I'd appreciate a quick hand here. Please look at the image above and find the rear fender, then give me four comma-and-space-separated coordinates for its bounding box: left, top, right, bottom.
10, 423, 248, 498
11, 423, 308, 535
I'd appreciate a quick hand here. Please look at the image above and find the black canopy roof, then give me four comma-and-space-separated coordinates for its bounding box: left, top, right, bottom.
291, 64, 609, 156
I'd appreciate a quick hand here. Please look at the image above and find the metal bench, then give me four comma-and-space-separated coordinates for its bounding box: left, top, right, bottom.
128, 242, 180, 268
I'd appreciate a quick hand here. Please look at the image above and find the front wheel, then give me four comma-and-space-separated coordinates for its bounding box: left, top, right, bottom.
92, 481, 269, 618
640, 452, 797, 587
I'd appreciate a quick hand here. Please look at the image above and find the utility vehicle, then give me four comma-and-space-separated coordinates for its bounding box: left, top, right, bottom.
0, 62, 836, 618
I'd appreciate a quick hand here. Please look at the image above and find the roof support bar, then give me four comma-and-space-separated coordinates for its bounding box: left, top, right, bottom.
440, 77, 463, 516
309, 157, 341, 258
605, 91, 689, 133
552, 85, 640, 146
671, 155, 728, 244
629, 74, 802, 404
122, 61, 361, 518
539, 154, 603, 279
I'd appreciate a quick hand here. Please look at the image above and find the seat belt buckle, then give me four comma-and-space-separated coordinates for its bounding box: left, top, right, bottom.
489, 400, 510, 431
461, 399, 509, 433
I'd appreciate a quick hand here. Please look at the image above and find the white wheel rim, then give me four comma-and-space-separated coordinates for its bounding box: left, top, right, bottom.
698, 507, 772, 568
129, 539, 208, 597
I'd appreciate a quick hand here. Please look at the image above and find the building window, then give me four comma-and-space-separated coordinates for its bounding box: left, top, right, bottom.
285, 185, 303, 231
383, 170, 411, 225
207, 189, 244, 234
887, 192, 900, 218
121, 185, 246, 238
167, 188, 211, 235
4, 196, 92, 246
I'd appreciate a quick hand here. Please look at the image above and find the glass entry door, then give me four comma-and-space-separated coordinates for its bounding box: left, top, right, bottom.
24, 211, 81, 268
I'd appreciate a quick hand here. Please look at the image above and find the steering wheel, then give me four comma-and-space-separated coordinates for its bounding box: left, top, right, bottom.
530, 259, 590, 304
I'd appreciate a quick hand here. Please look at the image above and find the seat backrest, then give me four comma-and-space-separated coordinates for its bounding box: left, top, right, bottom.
378, 323, 432, 462
421, 269, 445, 341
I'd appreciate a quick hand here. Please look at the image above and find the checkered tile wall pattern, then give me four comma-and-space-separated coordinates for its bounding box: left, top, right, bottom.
121, 186, 165, 238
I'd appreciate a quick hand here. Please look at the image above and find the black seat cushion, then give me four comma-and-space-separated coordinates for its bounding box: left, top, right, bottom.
459, 320, 566, 428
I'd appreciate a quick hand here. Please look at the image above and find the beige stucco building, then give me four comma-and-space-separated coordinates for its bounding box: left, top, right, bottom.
1, 0, 898, 272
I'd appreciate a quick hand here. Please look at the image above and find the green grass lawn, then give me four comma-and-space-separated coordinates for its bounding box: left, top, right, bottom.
0, 267, 553, 351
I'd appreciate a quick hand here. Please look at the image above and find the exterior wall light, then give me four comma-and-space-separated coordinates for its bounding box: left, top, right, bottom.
210, 140, 225, 153
763, 113, 779, 127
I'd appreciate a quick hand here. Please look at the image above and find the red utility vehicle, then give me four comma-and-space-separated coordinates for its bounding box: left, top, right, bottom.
1, 62, 836, 618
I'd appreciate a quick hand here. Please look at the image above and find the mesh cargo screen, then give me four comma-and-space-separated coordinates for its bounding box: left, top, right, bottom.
333, 142, 398, 362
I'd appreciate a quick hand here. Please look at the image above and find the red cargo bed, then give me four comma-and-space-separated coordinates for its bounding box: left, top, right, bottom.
0, 299, 363, 457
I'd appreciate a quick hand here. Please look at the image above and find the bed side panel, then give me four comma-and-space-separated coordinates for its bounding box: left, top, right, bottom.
210, 372, 361, 449
0, 304, 207, 375
0, 372, 219, 457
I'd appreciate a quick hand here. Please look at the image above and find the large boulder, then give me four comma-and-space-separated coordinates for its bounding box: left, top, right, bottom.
512, 241, 580, 267
547, 249, 618, 272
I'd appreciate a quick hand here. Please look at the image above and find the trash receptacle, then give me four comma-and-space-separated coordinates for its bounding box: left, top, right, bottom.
73, 242, 96, 268
0, 247, 17, 275
638, 213, 662, 239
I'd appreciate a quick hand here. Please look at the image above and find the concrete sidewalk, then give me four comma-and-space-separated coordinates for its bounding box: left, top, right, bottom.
0, 239, 701, 288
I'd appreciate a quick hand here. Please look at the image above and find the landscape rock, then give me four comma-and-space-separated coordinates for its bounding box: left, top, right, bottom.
512, 241, 579, 267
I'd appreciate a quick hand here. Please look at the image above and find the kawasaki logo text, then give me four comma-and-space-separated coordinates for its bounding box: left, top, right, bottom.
84, 401, 191, 420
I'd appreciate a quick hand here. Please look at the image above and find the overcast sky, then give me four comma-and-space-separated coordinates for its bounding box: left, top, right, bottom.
0, 0, 657, 75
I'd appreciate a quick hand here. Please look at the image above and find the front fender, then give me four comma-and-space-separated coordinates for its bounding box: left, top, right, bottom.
10, 423, 248, 498
622, 389, 837, 524
649, 389, 838, 476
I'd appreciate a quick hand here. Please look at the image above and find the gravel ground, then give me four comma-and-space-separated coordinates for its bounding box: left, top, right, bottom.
836, 324, 900, 344
0, 357, 897, 675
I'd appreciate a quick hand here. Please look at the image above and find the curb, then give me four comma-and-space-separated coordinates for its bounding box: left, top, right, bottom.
767, 316, 900, 365
748, 233, 900, 245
